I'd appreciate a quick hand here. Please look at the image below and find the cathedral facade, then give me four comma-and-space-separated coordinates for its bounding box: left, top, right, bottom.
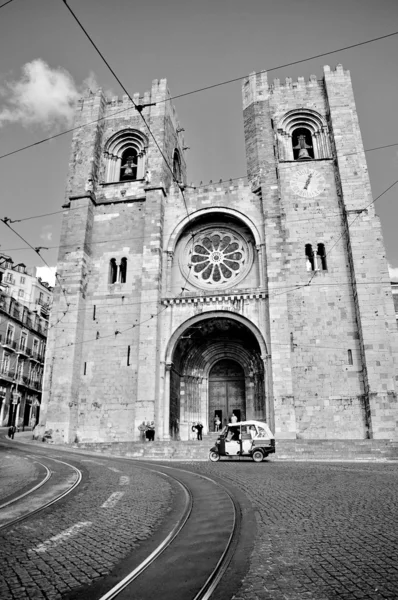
39, 64, 398, 444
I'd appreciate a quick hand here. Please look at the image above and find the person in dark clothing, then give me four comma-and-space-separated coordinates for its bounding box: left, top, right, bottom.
195, 422, 203, 441
8, 425, 16, 439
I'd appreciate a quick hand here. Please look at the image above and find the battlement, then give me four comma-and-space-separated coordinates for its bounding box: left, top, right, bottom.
243, 64, 351, 107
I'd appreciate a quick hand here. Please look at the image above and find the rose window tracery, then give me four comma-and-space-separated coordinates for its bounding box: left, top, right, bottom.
183, 228, 251, 288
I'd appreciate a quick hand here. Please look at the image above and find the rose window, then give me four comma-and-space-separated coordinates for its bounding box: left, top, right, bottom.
186, 228, 250, 288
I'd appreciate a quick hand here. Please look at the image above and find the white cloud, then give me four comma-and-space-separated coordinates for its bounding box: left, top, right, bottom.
388, 264, 398, 281
36, 266, 56, 287
40, 224, 53, 242
0, 59, 80, 130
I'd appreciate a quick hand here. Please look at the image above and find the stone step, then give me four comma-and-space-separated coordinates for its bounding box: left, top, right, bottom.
73, 439, 398, 461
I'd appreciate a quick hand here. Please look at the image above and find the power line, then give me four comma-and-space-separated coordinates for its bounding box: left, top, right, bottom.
0, 26, 397, 163
160, 30, 398, 103
0, 219, 70, 330
306, 177, 398, 287
0, 0, 16, 9
3, 137, 398, 229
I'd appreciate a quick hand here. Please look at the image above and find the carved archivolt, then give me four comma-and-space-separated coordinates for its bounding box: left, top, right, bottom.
103, 129, 148, 182
277, 109, 331, 160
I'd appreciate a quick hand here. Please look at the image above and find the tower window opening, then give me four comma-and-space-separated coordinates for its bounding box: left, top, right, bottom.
348, 350, 353, 365
109, 259, 117, 284
119, 258, 127, 284
317, 243, 327, 271
305, 244, 315, 271
292, 128, 314, 160
120, 148, 138, 181
173, 149, 182, 182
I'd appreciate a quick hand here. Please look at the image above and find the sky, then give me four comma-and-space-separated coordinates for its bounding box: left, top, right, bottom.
0, 0, 397, 285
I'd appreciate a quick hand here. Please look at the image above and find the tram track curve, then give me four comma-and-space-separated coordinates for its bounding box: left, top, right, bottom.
1, 439, 254, 600
0, 454, 83, 531
68, 461, 244, 600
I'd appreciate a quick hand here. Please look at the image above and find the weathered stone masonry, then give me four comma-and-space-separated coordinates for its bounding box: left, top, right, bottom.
40, 66, 398, 443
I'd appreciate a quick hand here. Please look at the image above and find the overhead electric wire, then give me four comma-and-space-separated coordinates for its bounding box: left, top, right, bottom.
306, 177, 398, 288
160, 30, 398, 103
0, 219, 70, 330
0, 25, 396, 163
2, 136, 398, 230
0, 0, 16, 9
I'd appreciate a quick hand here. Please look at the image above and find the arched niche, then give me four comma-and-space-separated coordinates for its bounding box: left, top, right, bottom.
277, 109, 331, 161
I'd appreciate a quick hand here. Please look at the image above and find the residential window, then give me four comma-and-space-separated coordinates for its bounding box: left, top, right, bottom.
5, 325, 14, 345
1, 353, 10, 374
32, 338, 39, 357
17, 361, 23, 381
6, 273, 12, 282
20, 277, 25, 284
18, 290, 24, 298
19, 332, 27, 351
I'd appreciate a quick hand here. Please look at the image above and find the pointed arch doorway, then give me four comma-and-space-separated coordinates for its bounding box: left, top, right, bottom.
209, 359, 245, 428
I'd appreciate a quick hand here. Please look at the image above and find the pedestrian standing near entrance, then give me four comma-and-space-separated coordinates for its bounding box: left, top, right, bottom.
148, 421, 155, 441
8, 425, 16, 439
195, 422, 203, 441
231, 413, 238, 424
214, 416, 221, 432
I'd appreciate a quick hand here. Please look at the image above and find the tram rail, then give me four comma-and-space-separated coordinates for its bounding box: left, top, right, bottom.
0, 454, 82, 531
97, 463, 241, 600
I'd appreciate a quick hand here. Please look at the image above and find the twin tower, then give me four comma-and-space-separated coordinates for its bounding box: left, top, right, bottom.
39, 64, 398, 444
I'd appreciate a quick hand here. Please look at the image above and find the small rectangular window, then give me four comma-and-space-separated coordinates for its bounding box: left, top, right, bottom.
20, 277, 25, 284
18, 290, 24, 298
348, 350, 353, 365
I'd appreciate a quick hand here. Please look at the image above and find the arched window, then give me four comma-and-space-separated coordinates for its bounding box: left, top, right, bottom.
109, 258, 128, 284
317, 243, 327, 271
119, 257, 127, 283
109, 259, 117, 284
120, 148, 138, 181
277, 109, 331, 161
173, 149, 182, 182
292, 128, 314, 160
104, 129, 148, 183
305, 244, 315, 271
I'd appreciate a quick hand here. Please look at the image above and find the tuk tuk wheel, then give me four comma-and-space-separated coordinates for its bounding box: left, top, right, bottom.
252, 449, 264, 463
209, 451, 220, 462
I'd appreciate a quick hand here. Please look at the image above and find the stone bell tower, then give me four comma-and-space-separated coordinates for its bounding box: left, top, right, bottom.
243, 64, 398, 439
39, 80, 187, 443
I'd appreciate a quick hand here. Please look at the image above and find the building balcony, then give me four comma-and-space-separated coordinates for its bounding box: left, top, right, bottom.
16, 345, 29, 357
0, 368, 16, 381
2, 339, 17, 352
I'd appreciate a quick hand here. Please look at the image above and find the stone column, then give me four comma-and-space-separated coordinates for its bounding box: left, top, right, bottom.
162, 362, 172, 441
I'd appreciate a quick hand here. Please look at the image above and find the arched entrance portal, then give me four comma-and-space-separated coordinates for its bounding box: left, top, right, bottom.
168, 315, 267, 439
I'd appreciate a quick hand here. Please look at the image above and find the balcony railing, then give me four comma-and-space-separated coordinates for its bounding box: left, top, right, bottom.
0, 367, 16, 379
3, 339, 17, 351
0, 297, 49, 337
0, 369, 42, 390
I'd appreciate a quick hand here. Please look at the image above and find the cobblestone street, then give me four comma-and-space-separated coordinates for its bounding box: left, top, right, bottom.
1, 442, 398, 600
189, 461, 398, 600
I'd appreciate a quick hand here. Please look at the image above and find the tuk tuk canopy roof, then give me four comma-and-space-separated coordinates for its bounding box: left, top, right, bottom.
228, 420, 274, 438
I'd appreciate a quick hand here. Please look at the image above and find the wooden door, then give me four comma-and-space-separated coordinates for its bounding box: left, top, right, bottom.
209, 359, 245, 430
